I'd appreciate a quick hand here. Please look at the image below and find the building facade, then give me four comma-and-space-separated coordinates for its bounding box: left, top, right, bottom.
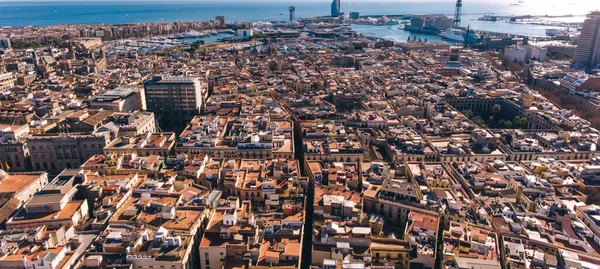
27, 133, 107, 173
574, 11, 600, 69
144, 75, 207, 124
90, 86, 143, 112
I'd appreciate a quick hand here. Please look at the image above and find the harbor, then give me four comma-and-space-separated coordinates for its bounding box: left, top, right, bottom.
105, 31, 234, 53
350, 9, 583, 46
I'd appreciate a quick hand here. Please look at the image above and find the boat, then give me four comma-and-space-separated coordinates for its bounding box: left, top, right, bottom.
545, 28, 568, 36
441, 28, 481, 44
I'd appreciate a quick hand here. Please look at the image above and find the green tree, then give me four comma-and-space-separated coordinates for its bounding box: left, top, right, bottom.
472, 116, 485, 126
185, 40, 205, 54
461, 110, 473, 118
502, 120, 513, 128
513, 116, 529, 129
491, 104, 501, 114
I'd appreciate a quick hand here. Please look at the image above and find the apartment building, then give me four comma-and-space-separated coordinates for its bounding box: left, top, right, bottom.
144, 75, 207, 124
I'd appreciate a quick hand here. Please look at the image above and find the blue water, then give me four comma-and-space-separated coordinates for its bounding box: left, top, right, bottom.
1, 0, 595, 27
0, 0, 598, 40
351, 24, 460, 43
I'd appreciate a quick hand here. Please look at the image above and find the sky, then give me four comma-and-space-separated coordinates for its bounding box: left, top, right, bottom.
0, 0, 594, 5
0, 0, 592, 3
0, 0, 411, 1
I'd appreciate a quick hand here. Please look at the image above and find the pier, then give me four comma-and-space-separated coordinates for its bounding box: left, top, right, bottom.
357, 13, 495, 20
472, 30, 555, 41
479, 13, 583, 22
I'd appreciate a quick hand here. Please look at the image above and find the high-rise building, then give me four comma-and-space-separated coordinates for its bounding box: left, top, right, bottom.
143, 75, 207, 124
574, 11, 600, 69
331, 0, 341, 17
215, 15, 226, 26
289, 6, 296, 21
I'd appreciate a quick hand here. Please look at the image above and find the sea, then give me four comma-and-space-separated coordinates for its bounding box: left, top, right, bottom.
0, 0, 598, 42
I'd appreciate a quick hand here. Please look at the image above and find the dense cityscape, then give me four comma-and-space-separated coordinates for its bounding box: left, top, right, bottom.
1, 0, 600, 269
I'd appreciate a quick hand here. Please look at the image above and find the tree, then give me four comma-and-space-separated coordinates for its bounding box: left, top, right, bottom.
513, 116, 528, 129
502, 120, 513, 129
472, 116, 485, 126
461, 110, 473, 118
586, 188, 600, 204
491, 104, 501, 114
185, 40, 205, 54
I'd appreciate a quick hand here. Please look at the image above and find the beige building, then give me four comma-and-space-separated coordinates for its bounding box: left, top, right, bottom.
27, 133, 108, 173
0, 142, 29, 171
0, 72, 15, 92
0, 123, 31, 171
0, 170, 48, 204
113, 111, 156, 136
104, 132, 176, 157
90, 86, 143, 112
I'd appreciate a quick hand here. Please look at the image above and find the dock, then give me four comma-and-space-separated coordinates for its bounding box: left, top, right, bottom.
472, 30, 555, 41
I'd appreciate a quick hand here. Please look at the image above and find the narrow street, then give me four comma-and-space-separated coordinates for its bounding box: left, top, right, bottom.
276, 93, 314, 269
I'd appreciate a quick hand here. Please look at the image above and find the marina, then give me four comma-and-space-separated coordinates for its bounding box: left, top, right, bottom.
106, 32, 234, 53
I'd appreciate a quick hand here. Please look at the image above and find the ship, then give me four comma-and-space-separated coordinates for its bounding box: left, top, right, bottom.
171, 30, 211, 39
545, 28, 568, 36
441, 28, 481, 44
